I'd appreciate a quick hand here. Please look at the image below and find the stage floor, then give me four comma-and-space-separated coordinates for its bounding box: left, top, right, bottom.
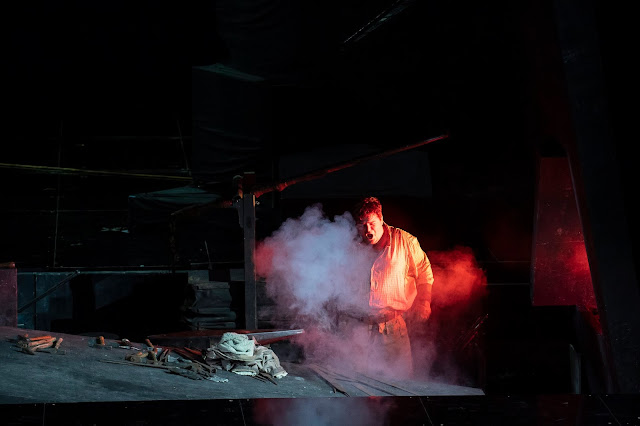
1, 327, 639, 424
0, 326, 482, 404
1, 392, 638, 425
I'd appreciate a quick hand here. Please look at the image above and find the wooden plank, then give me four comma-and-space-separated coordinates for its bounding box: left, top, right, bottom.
308, 364, 350, 396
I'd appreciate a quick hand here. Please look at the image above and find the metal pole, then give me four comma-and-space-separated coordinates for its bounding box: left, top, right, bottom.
243, 192, 257, 330
252, 133, 448, 198
0, 163, 192, 181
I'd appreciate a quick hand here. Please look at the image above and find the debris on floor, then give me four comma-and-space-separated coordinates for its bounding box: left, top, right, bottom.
205, 332, 288, 384
98, 337, 226, 382
11, 333, 65, 355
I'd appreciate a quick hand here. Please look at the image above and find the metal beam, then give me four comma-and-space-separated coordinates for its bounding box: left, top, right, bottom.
343, 0, 417, 46
0, 163, 192, 181
252, 134, 448, 199
242, 192, 257, 330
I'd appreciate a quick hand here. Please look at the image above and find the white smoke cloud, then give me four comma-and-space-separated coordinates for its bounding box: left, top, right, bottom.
255, 204, 376, 330
255, 204, 488, 386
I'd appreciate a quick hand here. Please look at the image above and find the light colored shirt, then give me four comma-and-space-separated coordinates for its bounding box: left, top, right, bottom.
369, 224, 434, 312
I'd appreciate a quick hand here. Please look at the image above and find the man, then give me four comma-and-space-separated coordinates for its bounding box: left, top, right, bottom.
352, 196, 434, 377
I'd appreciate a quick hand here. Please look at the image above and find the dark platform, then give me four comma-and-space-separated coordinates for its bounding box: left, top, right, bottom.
3, 326, 636, 425
2, 393, 639, 425
0, 326, 481, 401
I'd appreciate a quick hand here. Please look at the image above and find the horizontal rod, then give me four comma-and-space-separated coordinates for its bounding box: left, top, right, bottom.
253, 133, 448, 198
46, 135, 193, 142
0, 162, 192, 181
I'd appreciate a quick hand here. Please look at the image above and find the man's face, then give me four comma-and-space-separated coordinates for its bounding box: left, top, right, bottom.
357, 212, 384, 245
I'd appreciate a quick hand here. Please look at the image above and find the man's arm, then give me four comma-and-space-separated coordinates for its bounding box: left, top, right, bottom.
409, 236, 434, 321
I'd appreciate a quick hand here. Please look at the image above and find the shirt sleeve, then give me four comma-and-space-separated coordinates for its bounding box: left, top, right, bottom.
408, 235, 434, 306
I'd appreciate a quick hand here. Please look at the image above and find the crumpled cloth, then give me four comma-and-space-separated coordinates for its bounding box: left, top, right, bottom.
206, 332, 288, 378
217, 332, 256, 356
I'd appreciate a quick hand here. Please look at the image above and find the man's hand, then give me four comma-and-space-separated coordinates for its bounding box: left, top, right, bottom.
415, 302, 431, 322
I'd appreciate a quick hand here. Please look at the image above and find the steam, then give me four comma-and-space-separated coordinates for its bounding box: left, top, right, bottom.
414, 246, 487, 383
255, 204, 487, 387
429, 246, 487, 308
252, 397, 395, 426
255, 204, 375, 330
255, 204, 385, 377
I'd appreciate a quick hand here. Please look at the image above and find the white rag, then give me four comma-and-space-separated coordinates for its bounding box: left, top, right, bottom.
206, 332, 288, 378
217, 332, 256, 356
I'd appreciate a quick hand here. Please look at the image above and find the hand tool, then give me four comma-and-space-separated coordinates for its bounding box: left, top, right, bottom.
53, 338, 63, 349
157, 347, 171, 363
125, 351, 150, 363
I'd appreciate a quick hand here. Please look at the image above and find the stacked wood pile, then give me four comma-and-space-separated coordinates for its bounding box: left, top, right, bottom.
181, 270, 236, 330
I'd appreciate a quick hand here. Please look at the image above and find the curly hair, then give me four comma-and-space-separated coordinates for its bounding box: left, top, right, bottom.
352, 196, 382, 221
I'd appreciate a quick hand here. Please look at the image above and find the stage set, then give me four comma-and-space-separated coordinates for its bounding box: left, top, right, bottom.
1, 326, 636, 425
2, 0, 638, 424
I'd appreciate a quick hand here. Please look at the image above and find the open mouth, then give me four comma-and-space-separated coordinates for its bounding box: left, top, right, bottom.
366, 233, 374, 240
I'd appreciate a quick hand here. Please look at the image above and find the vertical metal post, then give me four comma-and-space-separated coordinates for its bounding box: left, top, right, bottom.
243, 192, 257, 330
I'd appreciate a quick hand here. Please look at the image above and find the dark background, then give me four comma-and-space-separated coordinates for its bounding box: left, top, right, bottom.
1, 0, 633, 394
2, 1, 543, 269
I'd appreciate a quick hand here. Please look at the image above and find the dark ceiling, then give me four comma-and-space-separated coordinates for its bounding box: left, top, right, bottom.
1, 1, 625, 271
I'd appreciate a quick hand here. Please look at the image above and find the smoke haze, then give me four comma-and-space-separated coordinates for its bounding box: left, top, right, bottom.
255, 204, 375, 329
428, 246, 487, 309
255, 204, 487, 385
252, 397, 395, 426
411, 246, 487, 382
